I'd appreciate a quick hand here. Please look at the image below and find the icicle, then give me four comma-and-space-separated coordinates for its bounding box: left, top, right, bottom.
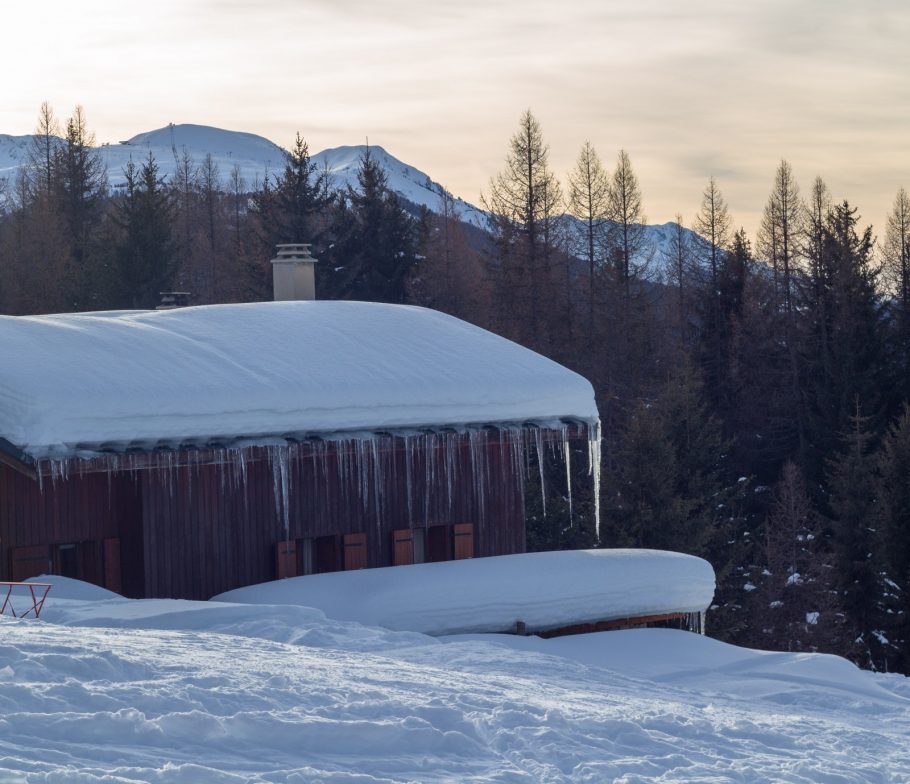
404, 435, 414, 526
267, 443, 291, 538
561, 424, 573, 524
686, 611, 706, 635
534, 427, 547, 518
370, 437, 382, 538
587, 419, 602, 542
423, 432, 432, 524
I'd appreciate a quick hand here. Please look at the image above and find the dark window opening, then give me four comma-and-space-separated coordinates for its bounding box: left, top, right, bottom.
54, 544, 80, 579
424, 525, 450, 563
297, 538, 315, 576
314, 535, 341, 573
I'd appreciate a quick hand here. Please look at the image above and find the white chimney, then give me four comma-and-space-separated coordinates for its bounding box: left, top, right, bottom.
271, 243, 317, 301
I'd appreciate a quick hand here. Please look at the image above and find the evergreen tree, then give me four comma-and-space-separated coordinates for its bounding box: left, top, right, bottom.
825, 401, 895, 670
753, 461, 841, 653
805, 202, 889, 476
275, 133, 329, 244
606, 361, 730, 556
322, 149, 418, 303
113, 154, 176, 309
57, 106, 108, 309
876, 403, 910, 668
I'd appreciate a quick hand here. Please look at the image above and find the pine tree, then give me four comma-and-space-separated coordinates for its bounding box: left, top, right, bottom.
876, 403, 910, 668
753, 461, 840, 653
57, 106, 108, 309
805, 202, 889, 476
113, 154, 176, 309
275, 133, 328, 244
322, 149, 418, 303
825, 400, 895, 670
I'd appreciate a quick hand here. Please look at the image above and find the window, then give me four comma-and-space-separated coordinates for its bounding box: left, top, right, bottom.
424, 525, 450, 563
314, 535, 341, 573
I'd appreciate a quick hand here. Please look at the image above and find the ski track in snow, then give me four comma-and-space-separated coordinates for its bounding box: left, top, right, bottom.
0, 611, 907, 783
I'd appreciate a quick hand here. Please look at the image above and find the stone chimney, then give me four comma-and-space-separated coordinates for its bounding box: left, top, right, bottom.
271, 243, 317, 301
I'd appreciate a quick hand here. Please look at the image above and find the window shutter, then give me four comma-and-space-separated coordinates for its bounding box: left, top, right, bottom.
392, 529, 414, 566
343, 533, 368, 571
103, 538, 122, 594
453, 523, 475, 560
275, 540, 298, 579
9, 545, 50, 582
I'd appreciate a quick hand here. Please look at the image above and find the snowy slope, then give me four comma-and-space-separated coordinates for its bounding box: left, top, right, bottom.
0, 575, 906, 782
313, 143, 489, 227
0, 133, 36, 181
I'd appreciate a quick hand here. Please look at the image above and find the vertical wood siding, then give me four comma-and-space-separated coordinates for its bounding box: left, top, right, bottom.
0, 427, 584, 599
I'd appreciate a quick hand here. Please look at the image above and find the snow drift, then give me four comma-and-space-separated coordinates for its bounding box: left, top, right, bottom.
214, 549, 716, 636
0, 300, 598, 458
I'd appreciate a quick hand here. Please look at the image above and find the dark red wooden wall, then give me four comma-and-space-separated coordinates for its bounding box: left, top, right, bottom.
0, 428, 556, 600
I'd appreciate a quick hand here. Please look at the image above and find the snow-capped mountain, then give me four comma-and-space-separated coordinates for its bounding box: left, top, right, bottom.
0, 123, 702, 276
0, 123, 487, 226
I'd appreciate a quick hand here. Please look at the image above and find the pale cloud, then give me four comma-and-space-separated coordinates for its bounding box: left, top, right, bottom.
2, 0, 908, 235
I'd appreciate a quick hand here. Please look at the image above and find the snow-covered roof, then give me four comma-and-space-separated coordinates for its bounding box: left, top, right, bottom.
215, 549, 716, 636
0, 301, 598, 459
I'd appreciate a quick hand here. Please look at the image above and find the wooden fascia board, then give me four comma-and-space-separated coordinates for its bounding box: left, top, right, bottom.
0, 438, 38, 481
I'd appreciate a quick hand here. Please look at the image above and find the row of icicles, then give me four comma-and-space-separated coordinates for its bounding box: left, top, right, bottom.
35, 421, 603, 542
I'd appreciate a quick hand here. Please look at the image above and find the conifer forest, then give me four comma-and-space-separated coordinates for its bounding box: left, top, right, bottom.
2, 105, 909, 673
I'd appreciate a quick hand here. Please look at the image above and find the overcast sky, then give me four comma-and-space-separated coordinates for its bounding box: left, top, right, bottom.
3, 0, 908, 236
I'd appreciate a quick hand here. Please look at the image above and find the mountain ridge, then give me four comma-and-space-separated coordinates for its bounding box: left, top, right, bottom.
1, 123, 702, 277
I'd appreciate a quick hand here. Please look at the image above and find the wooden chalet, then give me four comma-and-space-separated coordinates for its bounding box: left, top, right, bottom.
0, 247, 599, 600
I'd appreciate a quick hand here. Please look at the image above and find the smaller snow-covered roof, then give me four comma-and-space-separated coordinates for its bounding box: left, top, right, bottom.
214, 549, 716, 636
0, 301, 598, 458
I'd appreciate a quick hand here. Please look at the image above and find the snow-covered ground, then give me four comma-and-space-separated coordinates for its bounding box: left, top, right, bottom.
1, 574, 907, 782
